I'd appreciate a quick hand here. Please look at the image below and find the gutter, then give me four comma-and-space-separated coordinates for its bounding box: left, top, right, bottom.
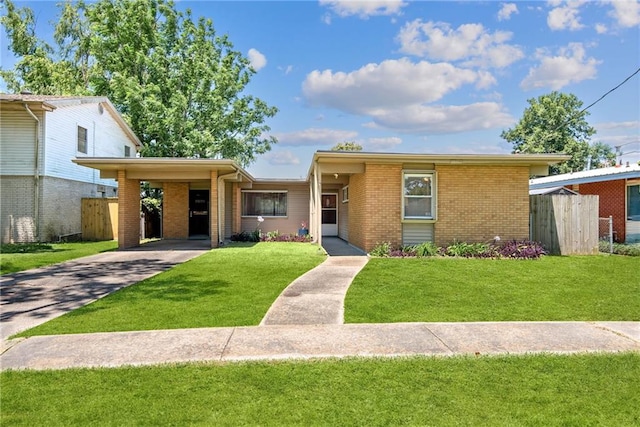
23, 104, 40, 241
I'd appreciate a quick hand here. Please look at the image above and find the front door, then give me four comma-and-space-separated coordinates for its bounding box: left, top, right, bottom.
321, 193, 338, 236
189, 190, 209, 237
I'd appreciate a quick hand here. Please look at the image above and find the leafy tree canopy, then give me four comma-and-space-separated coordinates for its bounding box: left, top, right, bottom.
1, 0, 278, 166
330, 141, 363, 151
501, 91, 614, 174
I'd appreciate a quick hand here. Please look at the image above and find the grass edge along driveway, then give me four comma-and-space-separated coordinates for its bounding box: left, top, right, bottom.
17, 242, 326, 337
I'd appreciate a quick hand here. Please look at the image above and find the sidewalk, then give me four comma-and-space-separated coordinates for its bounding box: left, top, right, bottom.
2, 322, 639, 370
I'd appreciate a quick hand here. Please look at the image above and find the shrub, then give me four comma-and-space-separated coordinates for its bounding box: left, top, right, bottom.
599, 241, 640, 256
0, 243, 54, 254
497, 240, 546, 259
444, 241, 490, 258
230, 231, 259, 242
369, 242, 392, 257
414, 241, 439, 257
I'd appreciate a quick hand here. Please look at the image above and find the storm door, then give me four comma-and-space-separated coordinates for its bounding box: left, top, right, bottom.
189, 190, 209, 237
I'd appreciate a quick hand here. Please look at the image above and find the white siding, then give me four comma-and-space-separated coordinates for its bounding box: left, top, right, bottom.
627, 220, 640, 243
43, 101, 136, 186
0, 109, 43, 175
403, 223, 434, 245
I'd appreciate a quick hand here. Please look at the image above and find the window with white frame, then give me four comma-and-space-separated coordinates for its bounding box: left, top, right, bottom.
77, 126, 88, 153
403, 172, 434, 219
342, 185, 349, 203
242, 191, 287, 217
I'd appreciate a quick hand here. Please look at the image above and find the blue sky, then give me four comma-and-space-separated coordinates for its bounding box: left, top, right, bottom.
2, 1, 639, 178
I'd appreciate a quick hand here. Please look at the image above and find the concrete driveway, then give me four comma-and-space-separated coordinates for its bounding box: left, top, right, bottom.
0, 240, 210, 341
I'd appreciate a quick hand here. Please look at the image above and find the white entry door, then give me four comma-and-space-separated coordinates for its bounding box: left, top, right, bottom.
321, 193, 338, 236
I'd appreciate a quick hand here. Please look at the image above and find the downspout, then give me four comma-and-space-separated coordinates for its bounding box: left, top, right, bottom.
24, 104, 40, 241
217, 171, 240, 244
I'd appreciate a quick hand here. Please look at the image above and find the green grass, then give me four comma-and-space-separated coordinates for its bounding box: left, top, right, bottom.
0, 241, 118, 275
17, 242, 325, 336
2, 353, 639, 426
345, 256, 640, 323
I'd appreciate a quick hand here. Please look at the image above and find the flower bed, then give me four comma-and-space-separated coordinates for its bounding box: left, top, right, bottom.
370, 240, 546, 260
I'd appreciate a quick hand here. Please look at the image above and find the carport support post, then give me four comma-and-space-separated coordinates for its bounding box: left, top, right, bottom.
210, 170, 219, 248
117, 170, 141, 249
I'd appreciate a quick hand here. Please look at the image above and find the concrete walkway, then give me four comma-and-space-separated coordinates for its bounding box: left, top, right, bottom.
2, 322, 638, 370
0, 239, 209, 342
261, 255, 369, 325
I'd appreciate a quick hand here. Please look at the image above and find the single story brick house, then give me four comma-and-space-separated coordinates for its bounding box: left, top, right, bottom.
75, 151, 567, 252
530, 163, 640, 243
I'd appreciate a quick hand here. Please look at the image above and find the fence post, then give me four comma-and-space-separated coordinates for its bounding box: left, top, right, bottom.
609, 215, 613, 254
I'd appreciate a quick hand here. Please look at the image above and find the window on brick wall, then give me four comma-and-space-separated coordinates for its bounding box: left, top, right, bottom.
77, 126, 87, 153
242, 191, 287, 217
403, 172, 435, 220
628, 184, 640, 221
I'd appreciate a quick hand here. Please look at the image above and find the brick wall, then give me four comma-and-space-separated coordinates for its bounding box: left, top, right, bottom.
570, 180, 626, 242
0, 176, 36, 243
347, 172, 367, 251
363, 164, 402, 251
163, 182, 189, 239
117, 170, 140, 249
435, 165, 530, 246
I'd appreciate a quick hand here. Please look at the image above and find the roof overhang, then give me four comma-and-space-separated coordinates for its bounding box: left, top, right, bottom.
73, 157, 254, 183
307, 151, 571, 179
530, 165, 640, 189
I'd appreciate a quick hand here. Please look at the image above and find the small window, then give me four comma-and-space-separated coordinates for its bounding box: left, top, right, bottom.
403, 172, 435, 220
342, 186, 349, 203
242, 191, 287, 217
628, 184, 640, 221
77, 126, 87, 153
124, 145, 131, 157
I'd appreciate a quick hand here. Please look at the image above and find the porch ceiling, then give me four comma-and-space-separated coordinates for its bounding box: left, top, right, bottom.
72, 157, 254, 182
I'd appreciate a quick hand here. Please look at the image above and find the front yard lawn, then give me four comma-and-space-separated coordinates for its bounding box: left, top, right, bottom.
345, 256, 640, 323
17, 242, 325, 337
0, 241, 118, 275
2, 353, 639, 426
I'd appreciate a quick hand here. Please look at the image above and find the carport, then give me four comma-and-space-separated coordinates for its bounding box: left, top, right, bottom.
73, 158, 254, 249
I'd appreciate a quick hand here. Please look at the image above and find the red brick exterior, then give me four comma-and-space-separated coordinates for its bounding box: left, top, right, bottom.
435, 165, 530, 246
570, 180, 626, 242
163, 182, 189, 239
117, 170, 140, 249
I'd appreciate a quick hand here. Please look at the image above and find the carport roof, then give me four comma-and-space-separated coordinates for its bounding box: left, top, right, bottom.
73, 157, 254, 182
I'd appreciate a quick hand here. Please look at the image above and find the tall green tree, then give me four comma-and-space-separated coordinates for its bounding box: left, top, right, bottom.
501, 91, 614, 174
330, 141, 363, 151
1, 0, 278, 166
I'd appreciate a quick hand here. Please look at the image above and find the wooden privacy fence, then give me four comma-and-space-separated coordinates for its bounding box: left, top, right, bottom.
82, 198, 118, 241
530, 194, 599, 255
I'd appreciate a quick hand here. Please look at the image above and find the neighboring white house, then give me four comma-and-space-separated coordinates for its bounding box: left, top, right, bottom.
0, 94, 141, 243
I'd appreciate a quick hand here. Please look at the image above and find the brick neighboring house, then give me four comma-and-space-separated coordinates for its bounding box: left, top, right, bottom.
0, 94, 140, 243
75, 151, 567, 252
530, 163, 640, 243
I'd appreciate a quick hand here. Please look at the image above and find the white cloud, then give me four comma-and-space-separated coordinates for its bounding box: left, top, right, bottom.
595, 23, 608, 34
396, 20, 524, 68
520, 43, 600, 90
368, 103, 514, 134
265, 150, 300, 166
365, 137, 402, 151
607, 0, 640, 28
594, 120, 640, 131
497, 3, 518, 21
247, 48, 267, 71
274, 128, 359, 146
547, 1, 586, 31
278, 65, 294, 75
319, 0, 407, 19
303, 58, 492, 114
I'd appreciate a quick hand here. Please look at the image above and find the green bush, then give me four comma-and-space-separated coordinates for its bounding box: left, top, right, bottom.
444, 241, 490, 257
414, 241, 440, 257
369, 242, 392, 257
599, 241, 640, 256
